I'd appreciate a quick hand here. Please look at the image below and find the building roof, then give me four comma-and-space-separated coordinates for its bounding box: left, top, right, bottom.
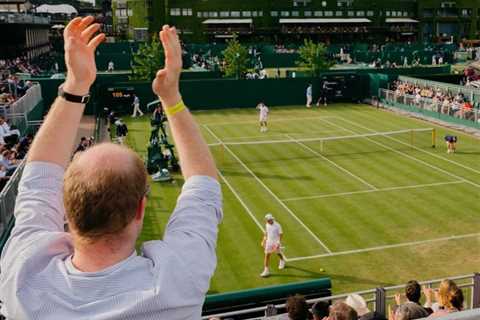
385, 18, 419, 23
36, 4, 78, 15
279, 18, 371, 24
202, 19, 253, 25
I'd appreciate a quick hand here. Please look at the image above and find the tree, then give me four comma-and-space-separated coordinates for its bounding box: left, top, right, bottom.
222, 35, 249, 79
296, 39, 333, 77
130, 34, 165, 80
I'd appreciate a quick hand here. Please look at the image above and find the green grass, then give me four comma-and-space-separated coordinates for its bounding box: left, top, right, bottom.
124, 104, 480, 295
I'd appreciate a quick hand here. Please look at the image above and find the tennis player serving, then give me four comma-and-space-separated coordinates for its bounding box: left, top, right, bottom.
260, 214, 286, 278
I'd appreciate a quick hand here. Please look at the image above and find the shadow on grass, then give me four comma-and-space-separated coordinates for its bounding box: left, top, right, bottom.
221, 170, 314, 181
269, 265, 395, 288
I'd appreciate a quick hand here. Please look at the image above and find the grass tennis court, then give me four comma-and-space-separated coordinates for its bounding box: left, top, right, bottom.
125, 104, 480, 295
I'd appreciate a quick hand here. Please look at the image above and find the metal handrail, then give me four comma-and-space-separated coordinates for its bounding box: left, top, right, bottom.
202, 274, 479, 320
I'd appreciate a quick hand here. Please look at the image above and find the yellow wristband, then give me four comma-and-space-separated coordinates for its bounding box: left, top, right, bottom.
165, 100, 186, 117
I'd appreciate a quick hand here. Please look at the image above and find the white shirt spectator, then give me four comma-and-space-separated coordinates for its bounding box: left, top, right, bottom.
0, 162, 223, 320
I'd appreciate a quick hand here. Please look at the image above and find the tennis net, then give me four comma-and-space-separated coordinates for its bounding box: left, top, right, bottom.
209, 128, 436, 167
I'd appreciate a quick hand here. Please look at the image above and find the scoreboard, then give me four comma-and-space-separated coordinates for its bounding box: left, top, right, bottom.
104, 86, 135, 114
319, 73, 362, 102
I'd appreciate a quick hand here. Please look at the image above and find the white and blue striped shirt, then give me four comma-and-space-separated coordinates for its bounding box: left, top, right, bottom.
0, 162, 223, 320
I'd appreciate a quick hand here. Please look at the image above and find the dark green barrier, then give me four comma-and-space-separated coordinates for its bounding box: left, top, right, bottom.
99, 74, 364, 114
203, 278, 331, 317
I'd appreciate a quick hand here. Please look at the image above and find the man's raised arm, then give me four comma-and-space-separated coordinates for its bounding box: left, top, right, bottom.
152, 26, 217, 180
147, 26, 221, 294
28, 17, 105, 167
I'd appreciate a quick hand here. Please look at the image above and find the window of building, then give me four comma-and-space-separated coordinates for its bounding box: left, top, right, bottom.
321, 1, 327, 8
337, 0, 353, 7
271, 11, 278, 17
197, 12, 202, 18
258, 11, 263, 17
220, 11, 229, 17
403, 11, 408, 17
314, 11, 323, 17
242, 11, 251, 17
347, 11, 354, 17
252, 11, 258, 17
357, 11, 365, 16
367, 10, 374, 17
325, 11, 333, 16
335, 11, 342, 16
281, 11, 290, 17
305, 11, 312, 16
294, 0, 311, 6
423, 8, 434, 17
182, 8, 192, 16
170, 8, 181, 16
292, 11, 300, 17
461, 9, 472, 17
231, 11, 240, 17
386, 11, 391, 17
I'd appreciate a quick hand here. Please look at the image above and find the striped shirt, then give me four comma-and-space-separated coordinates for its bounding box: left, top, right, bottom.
0, 162, 223, 320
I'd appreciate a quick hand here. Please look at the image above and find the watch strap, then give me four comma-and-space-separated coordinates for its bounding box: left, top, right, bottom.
58, 85, 90, 104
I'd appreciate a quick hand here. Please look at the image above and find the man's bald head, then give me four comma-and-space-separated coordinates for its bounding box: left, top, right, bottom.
64, 143, 147, 240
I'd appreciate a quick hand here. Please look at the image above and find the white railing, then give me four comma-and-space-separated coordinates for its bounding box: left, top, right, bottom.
202, 274, 480, 320
379, 89, 480, 125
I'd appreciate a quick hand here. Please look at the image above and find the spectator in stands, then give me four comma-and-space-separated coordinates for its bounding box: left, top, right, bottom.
394, 280, 433, 316
345, 294, 370, 317
329, 301, 358, 320
392, 303, 430, 320
0, 17, 222, 320
107, 60, 115, 72
425, 280, 464, 318
311, 301, 330, 320
285, 295, 310, 320
0, 116, 20, 146
75, 136, 89, 153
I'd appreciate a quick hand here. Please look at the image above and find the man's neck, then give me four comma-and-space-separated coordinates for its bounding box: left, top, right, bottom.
71, 241, 136, 273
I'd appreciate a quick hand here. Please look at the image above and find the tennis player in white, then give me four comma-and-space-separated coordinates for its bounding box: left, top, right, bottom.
260, 213, 286, 277
256, 102, 269, 132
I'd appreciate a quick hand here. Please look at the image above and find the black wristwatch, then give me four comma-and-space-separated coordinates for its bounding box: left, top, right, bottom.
58, 85, 90, 104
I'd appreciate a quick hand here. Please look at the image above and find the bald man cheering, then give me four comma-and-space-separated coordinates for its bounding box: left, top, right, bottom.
0, 17, 222, 319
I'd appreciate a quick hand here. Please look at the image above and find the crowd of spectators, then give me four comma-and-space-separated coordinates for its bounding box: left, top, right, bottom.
281, 25, 369, 35
208, 279, 466, 320
391, 80, 478, 121
0, 115, 32, 190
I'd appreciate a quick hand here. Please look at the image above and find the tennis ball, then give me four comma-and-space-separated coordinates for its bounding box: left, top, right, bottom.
320, 268, 325, 272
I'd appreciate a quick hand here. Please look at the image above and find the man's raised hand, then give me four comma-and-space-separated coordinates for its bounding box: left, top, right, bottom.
63, 16, 105, 96
152, 25, 183, 108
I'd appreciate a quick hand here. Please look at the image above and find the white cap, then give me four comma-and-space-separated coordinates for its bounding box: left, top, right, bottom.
345, 294, 370, 316
265, 213, 274, 221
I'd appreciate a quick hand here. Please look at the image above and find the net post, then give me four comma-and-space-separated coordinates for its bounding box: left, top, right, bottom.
432, 128, 436, 148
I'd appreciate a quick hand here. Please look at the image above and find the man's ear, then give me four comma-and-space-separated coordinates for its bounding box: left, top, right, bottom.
135, 197, 147, 221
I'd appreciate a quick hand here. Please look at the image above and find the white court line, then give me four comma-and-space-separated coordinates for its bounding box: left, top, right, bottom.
203, 124, 333, 254
218, 172, 265, 232
348, 110, 480, 176
320, 118, 480, 189
202, 115, 338, 127
285, 134, 378, 191
282, 180, 465, 202
205, 127, 266, 233
285, 232, 480, 262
